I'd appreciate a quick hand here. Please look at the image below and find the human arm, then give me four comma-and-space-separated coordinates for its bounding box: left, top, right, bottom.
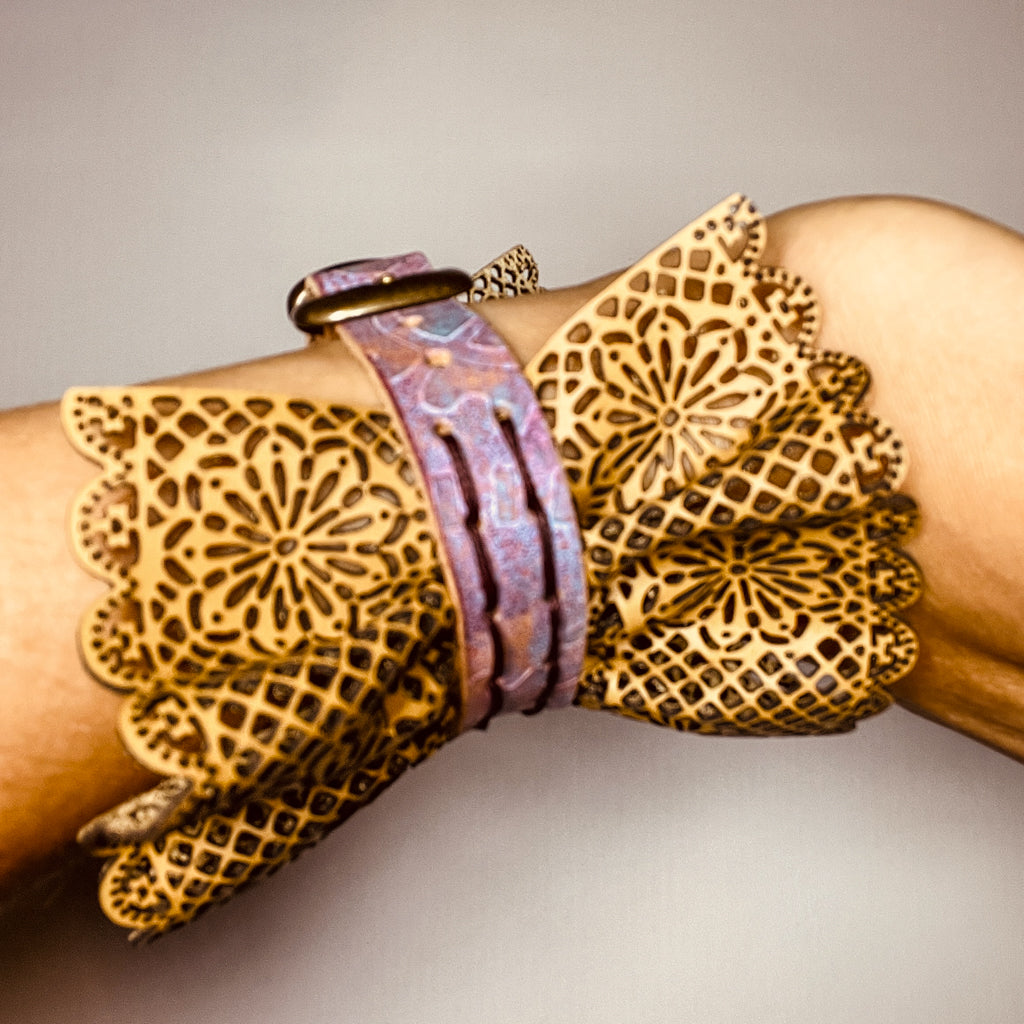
2, 195, 1023, 903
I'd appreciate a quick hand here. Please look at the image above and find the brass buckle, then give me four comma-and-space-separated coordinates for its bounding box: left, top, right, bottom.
288, 264, 473, 334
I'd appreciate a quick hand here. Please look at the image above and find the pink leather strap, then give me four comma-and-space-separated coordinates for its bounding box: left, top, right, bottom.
306, 254, 586, 731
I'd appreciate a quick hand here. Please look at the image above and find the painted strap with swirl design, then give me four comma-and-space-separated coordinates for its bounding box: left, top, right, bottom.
301, 255, 587, 731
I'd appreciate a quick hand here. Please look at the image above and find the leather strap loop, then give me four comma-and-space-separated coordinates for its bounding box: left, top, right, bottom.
303, 254, 587, 730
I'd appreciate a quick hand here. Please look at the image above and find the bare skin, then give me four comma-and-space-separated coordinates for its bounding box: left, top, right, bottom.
1, 196, 1022, 898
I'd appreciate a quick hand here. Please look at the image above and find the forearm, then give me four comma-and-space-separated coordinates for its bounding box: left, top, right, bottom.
763, 198, 1024, 754
0, 398, 147, 888
2, 197, 1023, 898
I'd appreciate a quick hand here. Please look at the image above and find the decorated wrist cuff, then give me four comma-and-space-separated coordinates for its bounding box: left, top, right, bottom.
63, 195, 920, 939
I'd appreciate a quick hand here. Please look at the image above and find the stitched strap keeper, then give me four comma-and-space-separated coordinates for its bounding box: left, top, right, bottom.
298, 253, 587, 730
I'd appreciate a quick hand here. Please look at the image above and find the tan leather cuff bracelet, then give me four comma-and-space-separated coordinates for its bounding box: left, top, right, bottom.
63, 195, 920, 939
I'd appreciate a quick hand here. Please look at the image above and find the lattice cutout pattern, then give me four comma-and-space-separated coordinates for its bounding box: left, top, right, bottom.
525, 194, 919, 733
64, 391, 460, 937
66, 196, 920, 938
467, 244, 541, 301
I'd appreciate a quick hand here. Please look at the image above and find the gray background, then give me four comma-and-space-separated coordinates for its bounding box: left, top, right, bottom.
2, 2, 1024, 1021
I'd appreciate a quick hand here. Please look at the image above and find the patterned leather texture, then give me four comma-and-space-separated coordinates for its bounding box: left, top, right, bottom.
65, 195, 919, 938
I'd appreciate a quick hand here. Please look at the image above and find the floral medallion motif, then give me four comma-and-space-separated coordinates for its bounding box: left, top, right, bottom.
64, 390, 459, 938
526, 195, 920, 733
65, 195, 921, 939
